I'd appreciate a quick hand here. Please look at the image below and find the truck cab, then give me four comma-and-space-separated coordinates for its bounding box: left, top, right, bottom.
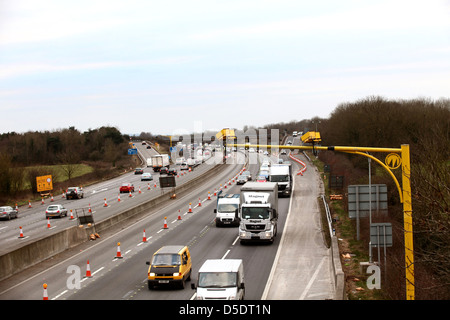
191, 259, 245, 300
214, 191, 240, 227
236, 182, 278, 244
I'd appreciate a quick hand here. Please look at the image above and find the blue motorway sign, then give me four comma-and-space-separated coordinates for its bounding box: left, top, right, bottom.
128, 148, 138, 155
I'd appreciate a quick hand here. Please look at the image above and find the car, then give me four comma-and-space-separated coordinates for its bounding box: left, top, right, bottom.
168, 168, 178, 176
120, 183, 135, 193
141, 173, 153, 181
46, 204, 68, 218
256, 175, 267, 182
160, 167, 169, 175
0, 206, 18, 220
66, 187, 84, 199
236, 175, 248, 185
180, 163, 190, 170
242, 170, 252, 181
134, 168, 144, 174
259, 170, 269, 180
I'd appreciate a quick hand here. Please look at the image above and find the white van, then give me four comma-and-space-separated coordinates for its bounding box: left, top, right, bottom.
191, 259, 245, 300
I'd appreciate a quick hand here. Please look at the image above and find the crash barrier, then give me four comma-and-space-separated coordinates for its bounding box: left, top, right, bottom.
321, 194, 346, 300
0, 160, 240, 282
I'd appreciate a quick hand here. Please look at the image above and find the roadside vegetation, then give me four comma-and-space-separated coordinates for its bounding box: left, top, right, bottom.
265, 96, 449, 299
0, 126, 138, 205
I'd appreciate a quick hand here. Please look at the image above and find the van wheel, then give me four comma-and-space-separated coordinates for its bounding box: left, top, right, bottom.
180, 278, 186, 289
187, 269, 191, 281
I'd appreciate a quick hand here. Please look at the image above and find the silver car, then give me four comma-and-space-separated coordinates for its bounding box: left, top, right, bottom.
46, 204, 68, 218
236, 175, 248, 185
0, 206, 18, 220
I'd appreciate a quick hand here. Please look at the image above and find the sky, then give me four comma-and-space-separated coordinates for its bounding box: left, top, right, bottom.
1, 0, 449, 135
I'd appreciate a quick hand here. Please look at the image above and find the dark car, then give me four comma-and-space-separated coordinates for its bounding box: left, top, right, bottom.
135, 168, 144, 174
160, 167, 169, 175
0, 206, 18, 220
168, 168, 178, 176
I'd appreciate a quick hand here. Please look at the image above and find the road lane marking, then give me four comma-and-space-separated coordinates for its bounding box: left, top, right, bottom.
299, 256, 326, 300
221, 250, 230, 259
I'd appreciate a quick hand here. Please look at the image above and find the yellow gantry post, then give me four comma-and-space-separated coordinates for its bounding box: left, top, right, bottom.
230, 141, 414, 300
401, 144, 414, 300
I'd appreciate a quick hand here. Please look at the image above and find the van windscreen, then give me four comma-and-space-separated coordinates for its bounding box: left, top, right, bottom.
151, 254, 181, 266
198, 272, 237, 288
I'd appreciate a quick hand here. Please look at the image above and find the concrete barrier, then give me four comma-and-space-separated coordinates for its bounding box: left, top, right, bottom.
0, 162, 234, 281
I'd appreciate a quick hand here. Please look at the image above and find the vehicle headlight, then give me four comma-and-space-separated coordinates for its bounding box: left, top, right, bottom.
173, 272, 180, 277
149, 273, 155, 277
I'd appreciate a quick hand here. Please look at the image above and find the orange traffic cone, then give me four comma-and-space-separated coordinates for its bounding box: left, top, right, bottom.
147, 183, 151, 190
208, 192, 211, 200
18, 226, 24, 238
43, 283, 48, 300
163, 217, 168, 229
41, 197, 45, 205
115, 242, 123, 259
88, 204, 92, 213
118, 194, 121, 202
178, 210, 182, 220
188, 203, 192, 213
142, 229, 147, 242
50, 195, 54, 202
69, 210, 74, 220
139, 187, 141, 194
85, 260, 92, 278
104, 198, 108, 207
198, 198, 202, 207
129, 190, 132, 198
47, 218, 51, 229
214, 189, 217, 196
28, 200, 32, 208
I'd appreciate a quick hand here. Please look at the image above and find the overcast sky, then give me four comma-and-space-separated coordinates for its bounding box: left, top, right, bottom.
1, 0, 449, 135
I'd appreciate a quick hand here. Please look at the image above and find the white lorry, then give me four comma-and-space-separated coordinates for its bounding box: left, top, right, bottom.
151, 154, 170, 172
268, 163, 292, 197
236, 182, 278, 244
214, 191, 240, 227
191, 259, 245, 300
146, 158, 152, 167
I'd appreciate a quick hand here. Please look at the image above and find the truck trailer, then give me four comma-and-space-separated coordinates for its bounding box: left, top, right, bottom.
151, 154, 170, 172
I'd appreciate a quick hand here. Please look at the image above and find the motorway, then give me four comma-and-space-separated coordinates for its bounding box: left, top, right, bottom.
0, 137, 336, 300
